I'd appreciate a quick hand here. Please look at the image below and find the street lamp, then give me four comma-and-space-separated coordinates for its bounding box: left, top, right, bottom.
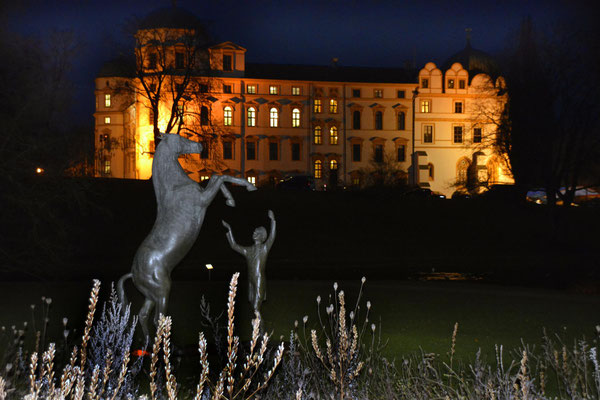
411, 88, 419, 186
205, 263, 213, 280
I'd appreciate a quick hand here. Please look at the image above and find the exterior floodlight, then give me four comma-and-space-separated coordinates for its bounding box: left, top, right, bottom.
36, 167, 44, 174
205, 264, 213, 270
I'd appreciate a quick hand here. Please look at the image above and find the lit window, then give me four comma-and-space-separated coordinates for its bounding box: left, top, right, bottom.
453, 126, 463, 143
292, 108, 301, 127
175, 52, 184, 69
314, 160, 322, 179
397, 90, 405, 98
352, 177, 360, 186
223, 84, 232, 94
457, 158, 470, 183
459, 80, 466, 89
223, 106, 232, 126
374, 144, 384, 163
421, 78, 429, 88
223, 54, 232, 71
352, 144, 361, 162
330, 159, 338, 170
105, 94, 111, 107
454, 102, 463, 113
200, 175, 210, 181
177, 105, 184, 125
247, 107, 256, 127
329, 99, 338, 113
375, 111, 383, 130
352, 89, 361, 98
103, 160, 111, 174
246, 141, 256, 160
448, 79, 455, 89
313, 99, 322, 113
374, 89, 383, 98
421, 100, 431, 113
247, 85, 256, 94
269, 141, 278, 160
292, 86, 301, 95
223, 141, 233, 159
423, 125, 433, 143
104, 116, 111, 124
291, 143, 300, 161
353, 111, 361, 129
397, 145, 406, 162
329, 126, 338, 145
247, 176, 256, 185
269, 85, 278, 95
313, 126, 322, 144
473, 128, 482, 143
269, 107, 278, 127
397, 112, 405, 130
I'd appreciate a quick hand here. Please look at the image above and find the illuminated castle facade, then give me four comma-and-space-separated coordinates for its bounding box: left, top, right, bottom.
94, 8, 512, 196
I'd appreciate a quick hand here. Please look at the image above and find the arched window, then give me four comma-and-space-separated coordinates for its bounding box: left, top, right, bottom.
375, 111, 383, 130
292, 108, 301, 127
313, 126, 322, 144
247, 107, 256, 127
329, 126, 338, 145
330, 159, 338, 170
314, 160, 322, 179
397, 112, 405, 130
353, 111, 361, 129
223, 106, 232, 126
201, 106, 209, 126
269, 107, 278, 127
428, 163, 434, 181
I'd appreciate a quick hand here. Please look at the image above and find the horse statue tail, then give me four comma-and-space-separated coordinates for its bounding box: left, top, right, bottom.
117, 273, 133, 307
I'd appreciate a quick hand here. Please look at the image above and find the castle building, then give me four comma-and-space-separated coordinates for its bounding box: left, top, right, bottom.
94, 7, 512, 196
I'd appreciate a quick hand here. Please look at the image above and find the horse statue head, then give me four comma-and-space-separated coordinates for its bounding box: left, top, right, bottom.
157, 132, 203, 157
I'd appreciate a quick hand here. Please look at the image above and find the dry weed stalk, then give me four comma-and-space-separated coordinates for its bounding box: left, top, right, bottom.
311, 290, 363, 400
194, 332, 209, 400
0, 375, 6, 400
212, 272, 284, 400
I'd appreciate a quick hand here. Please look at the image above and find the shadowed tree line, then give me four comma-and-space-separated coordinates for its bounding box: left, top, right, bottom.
494, 15, 600, 206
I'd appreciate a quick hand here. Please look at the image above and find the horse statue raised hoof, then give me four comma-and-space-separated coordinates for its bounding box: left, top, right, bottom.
117, 132, 256, 338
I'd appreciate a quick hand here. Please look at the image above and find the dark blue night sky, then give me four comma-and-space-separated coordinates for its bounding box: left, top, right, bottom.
1, 0, 581, 124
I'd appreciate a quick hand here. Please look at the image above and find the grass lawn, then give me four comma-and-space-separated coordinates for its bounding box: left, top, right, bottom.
1, 278, 597, 367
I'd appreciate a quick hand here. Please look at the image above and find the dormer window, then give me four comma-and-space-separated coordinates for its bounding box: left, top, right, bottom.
223, 54, 233, 71
459, 79, 466, 89
448, 79, 455, 89
421, 78, 429, 88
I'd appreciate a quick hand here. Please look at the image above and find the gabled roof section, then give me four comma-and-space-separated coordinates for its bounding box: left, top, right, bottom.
245, 63, 417, 83
210, 41, 247, 52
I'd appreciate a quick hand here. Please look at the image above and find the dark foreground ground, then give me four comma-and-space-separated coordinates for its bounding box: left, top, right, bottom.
1, 177, 600, 291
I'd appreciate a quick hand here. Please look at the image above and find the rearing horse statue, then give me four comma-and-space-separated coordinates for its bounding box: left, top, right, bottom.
117, 133, 256, 337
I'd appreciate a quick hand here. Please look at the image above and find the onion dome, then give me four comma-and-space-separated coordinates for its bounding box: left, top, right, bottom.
443, 32, 499, 79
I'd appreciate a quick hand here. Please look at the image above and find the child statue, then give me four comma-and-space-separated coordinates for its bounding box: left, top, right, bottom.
222, 210, 276, 329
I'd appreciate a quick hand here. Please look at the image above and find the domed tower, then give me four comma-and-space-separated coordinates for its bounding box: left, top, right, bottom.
442, 28, 500, 81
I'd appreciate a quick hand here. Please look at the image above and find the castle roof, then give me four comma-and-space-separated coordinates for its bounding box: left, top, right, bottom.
443, 38, 499, 79
245, 63, 417, 84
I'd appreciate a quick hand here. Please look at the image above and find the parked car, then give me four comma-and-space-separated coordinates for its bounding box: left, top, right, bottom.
400, 187, 446, 200
451, 189, 472, 200
276, 175, 316, 191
